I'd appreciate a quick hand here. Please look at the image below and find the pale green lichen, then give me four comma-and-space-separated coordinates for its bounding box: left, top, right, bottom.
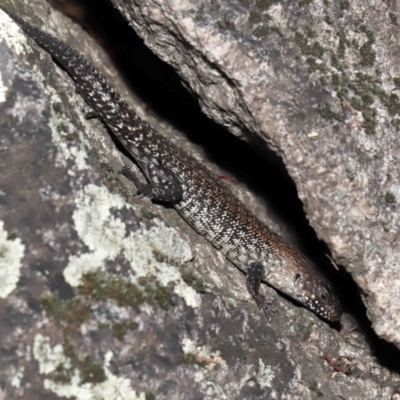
0, 10, 30, 56
179, 338, 229, 398
0, 12, 42, 108
33, 334, 146, 399
10, 367, 25, 389
256, 359, 275, 389
0, 221, 25, 298
181, 338, 227, 368
64, 184, 199, 308
33, 334, 72, 375
47, 92, 90, 171
1, 10, 90, 170
0, 72, 7, 104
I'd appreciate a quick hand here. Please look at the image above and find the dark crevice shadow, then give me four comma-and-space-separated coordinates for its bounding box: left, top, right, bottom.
49, 0, 400, 373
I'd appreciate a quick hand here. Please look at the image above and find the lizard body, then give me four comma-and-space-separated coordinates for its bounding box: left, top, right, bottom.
1, 7, 341, 322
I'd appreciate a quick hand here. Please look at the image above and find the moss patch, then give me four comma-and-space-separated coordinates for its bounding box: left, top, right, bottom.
253, 25, 271, 38
80, 357, 107, 384
145, 392, 156, 400
306, 57, 326, 73
183, 353, 208, 367
40, 294, 105, 385
152, 249, 171, 264
385, 192, 396, 204
362, 109, 378, 134
295, 31, 325, 58
298, 0, 313, 6
359, 25, 376, 66
53, 363, 74, 384
40, 292, 91, 331
338, 0, 350, 10
141, 210, 158, 220
44, 332, 106, 385
181, 270, 206, 293
291, 14, 396, 135
112, 321, 138, 342
256, 0, 274, 10
320, 68, 400, 134
138, 277, 174, 311
100, 162, 131, 201
54, 345, 106, 385
359, 42, 376, 66
249, 10, 262, 23
391, 119, 400, 129
306, 27, 316, 38
317, 103, 341, 122
389, 12, 398, 25
77, 270, 175, 311
78, 271, 145, 310
52, 101, 63, 114
337, 29, 349, 59
40, 267, 178, 384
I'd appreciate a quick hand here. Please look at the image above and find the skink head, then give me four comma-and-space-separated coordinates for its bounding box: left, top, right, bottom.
294, 270, 341, 322
274, 243, 341, 321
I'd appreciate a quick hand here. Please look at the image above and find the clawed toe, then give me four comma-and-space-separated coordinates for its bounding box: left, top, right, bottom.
255, 295, 277, 322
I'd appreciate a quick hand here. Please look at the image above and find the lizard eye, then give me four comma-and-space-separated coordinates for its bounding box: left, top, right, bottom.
319, 289, 329, 303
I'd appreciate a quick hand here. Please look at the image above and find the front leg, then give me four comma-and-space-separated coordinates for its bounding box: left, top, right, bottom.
121, 164, 183, 203
247, 262, 277, 321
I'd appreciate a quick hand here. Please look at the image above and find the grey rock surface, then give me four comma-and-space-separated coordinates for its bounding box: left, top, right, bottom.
115, 0, 400, 349
0, 1, 400, 399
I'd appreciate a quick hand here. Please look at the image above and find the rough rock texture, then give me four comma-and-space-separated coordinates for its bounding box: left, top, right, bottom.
1, 1, 400, 399
115, 0, 400, 348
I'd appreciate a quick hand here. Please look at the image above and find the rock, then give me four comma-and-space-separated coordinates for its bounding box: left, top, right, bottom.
0, 1, 400, 399
115, 0, 400, 348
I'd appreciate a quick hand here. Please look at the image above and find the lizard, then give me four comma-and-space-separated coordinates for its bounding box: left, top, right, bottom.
0, 7, 341, 322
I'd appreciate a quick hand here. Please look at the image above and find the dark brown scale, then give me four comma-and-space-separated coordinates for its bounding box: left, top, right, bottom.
2, 7, 341, 322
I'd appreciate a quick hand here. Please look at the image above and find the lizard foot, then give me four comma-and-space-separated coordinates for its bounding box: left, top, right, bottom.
254, 294, 277, 322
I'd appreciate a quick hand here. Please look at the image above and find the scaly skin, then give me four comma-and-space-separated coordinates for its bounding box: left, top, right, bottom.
1, 7, 341, 322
